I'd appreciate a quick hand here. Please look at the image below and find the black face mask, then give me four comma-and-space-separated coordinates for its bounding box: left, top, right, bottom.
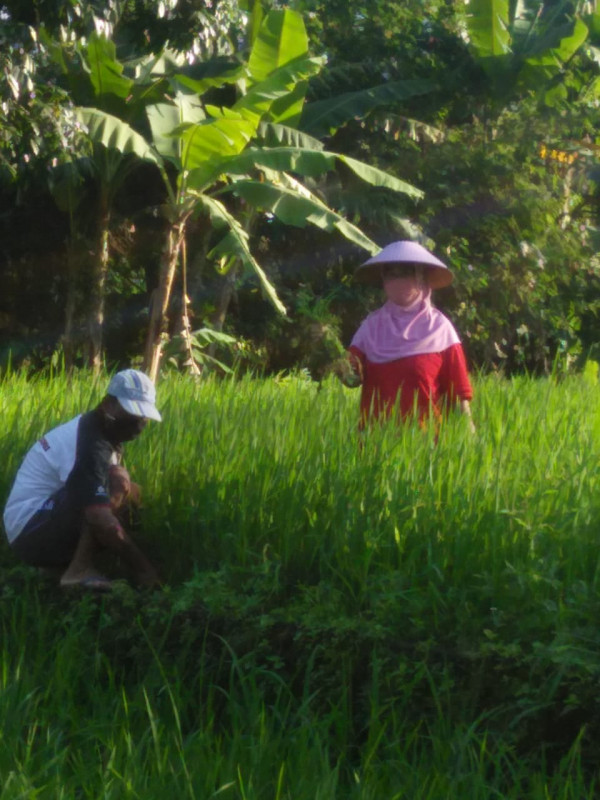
104, 414, 146, 443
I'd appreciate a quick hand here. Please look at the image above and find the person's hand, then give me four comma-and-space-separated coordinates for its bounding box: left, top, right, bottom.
331, 356, 361, 387
134, 566, 162, 589
129, 482, 142, 506
109, 466, 143, 508
460, 400, 475, 434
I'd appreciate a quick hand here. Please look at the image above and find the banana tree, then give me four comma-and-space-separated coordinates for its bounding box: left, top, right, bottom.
46, 30, 167, 371
46, 160, 89, 370
141, 8, 425, 380
466, 0, 590, 106
72, 106, 162, 372
50, 8, 426, 379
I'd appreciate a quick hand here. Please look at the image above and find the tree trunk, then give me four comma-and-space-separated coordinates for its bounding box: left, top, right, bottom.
211, 265, 239, 334
62, 242, 78, 372
187, 234, 211, 301
143, 221, 186, 382
87, 199, 110, 375
560, 165, 574, 231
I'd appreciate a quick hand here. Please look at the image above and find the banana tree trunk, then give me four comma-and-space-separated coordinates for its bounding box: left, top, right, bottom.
208, 210, 253, 350
87, 198, 110, 375
63, 268, 77, 372
206, 266, 239, 361
143, 221, 186, 382
211, 265, 239, 334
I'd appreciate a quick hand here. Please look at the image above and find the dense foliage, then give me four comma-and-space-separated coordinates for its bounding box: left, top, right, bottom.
1, 0, 600, 375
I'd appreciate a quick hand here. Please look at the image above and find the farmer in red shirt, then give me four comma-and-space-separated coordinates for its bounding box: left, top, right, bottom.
341, 240, 474, 430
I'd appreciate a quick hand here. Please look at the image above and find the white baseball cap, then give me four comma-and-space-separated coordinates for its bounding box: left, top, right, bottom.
106, 369, 162, 421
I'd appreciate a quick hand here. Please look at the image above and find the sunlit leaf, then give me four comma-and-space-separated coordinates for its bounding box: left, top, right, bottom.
87, 33, 133, 99
218, 147, 423, 198
198, 195, 287, 315
224, 178, 379, 254
235, 54, 324, 124
179, 116, 257, 171
519, 18, 588, 87
74, 107, 160, 164
256, 122, 324, 150
146, 96, 205, 161
248, 9, 309, 85
467, 0, 511, 59
171, 59, 244, 96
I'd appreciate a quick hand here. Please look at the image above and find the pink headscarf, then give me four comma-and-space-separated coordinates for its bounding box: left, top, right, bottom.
350, 289, 461, 364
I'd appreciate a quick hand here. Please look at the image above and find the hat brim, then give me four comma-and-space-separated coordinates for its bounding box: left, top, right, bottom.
117, 397, 162, 422
354, 261, 453, 289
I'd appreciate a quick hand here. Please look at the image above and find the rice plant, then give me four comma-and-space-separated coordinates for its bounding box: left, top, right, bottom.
2, 369, 600, 797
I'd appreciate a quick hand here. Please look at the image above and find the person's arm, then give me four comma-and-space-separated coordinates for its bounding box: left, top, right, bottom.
441, 344, 475, 431
67, 414, 159, 586
108, 465, 142, 510
84, 505, 160, 587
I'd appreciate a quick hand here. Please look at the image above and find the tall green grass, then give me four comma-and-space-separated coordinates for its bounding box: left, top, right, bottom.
2, 370, 600, 797
134, 371, 600, 605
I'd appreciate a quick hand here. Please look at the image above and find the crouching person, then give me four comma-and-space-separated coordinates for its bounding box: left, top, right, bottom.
3, 369, 161, 591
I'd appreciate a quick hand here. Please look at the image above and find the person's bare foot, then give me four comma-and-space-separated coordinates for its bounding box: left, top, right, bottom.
60, 572, 112, 591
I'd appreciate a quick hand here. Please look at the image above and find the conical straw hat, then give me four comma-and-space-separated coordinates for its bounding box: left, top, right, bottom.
355, 240, 453, 289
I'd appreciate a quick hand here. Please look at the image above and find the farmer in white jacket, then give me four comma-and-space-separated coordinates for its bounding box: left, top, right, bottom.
3, 369, 161, 591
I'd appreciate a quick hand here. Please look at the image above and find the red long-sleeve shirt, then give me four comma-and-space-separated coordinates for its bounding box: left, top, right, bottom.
348, 342, 473, 424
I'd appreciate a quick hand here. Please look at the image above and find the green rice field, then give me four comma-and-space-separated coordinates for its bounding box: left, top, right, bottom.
2, 370, 600, 798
